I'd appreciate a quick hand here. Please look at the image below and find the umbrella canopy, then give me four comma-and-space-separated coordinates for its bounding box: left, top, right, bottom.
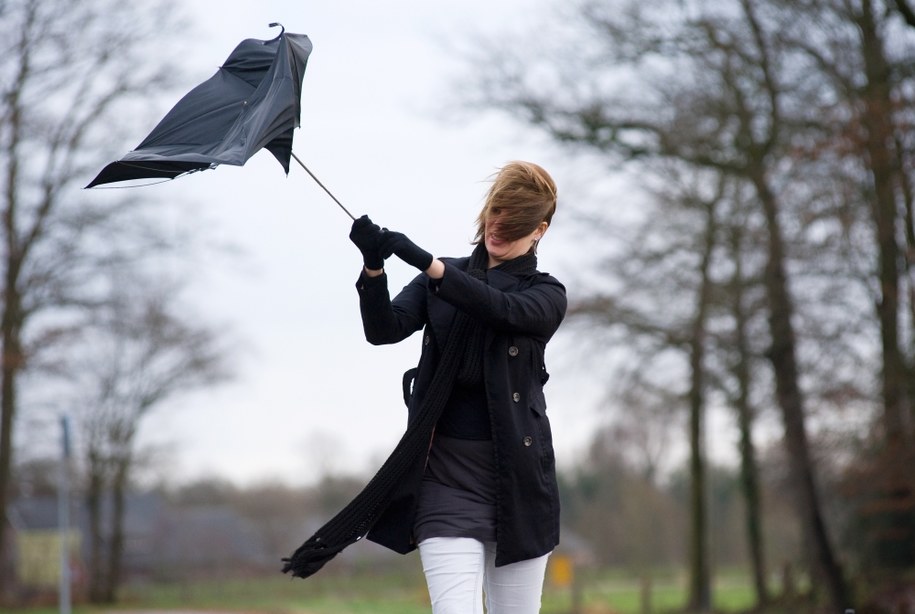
87, 25, 313, 188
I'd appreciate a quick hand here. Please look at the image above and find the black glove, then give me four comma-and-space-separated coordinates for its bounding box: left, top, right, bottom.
349, 215, 385, 270
379, 230, 434, 272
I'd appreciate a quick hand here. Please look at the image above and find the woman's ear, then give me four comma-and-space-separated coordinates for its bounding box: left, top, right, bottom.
535, 221, 549, 240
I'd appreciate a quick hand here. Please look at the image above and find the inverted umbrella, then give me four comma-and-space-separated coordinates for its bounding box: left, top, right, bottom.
86, 24, 354, 219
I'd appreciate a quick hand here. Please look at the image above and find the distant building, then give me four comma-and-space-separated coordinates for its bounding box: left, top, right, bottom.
7, 498, 81, 591
6, 492, 272, 594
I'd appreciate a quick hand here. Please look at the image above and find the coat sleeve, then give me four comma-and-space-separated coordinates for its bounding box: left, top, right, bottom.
355, 270, 428, 345
433, 262, 567, 340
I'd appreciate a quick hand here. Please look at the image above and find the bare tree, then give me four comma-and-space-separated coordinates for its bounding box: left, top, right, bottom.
856, 0, 912, 451
682, 184, 724, 613
454, 0, 854, 607
722, 206, 770, 606
846, 0, 915, 570
775, 0, 915, 571
0, 0, 185, 596
568, 166, 733, 611
74, 273, 229, 603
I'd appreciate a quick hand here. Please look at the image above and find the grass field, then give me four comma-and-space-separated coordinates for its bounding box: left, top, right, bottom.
6, 566, 764, 614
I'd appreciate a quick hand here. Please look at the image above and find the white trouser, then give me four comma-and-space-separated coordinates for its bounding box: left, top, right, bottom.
418, 537, 550, 614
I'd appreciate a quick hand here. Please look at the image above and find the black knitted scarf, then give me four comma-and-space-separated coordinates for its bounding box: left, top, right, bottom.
282, 244, 537, 578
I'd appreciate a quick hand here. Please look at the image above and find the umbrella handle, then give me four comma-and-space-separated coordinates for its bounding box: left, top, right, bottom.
291, 153, 356, 221
267, 22, 285, 41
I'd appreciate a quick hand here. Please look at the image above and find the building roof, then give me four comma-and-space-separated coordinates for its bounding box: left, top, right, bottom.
7, 498, 62, 531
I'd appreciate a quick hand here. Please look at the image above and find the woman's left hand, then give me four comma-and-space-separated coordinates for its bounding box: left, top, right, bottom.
379, 230, 433, 272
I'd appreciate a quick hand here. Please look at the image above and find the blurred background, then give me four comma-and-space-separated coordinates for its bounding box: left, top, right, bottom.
2, 0, 914, 612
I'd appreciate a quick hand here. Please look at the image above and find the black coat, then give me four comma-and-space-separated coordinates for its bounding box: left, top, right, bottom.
355, 254, 567, 566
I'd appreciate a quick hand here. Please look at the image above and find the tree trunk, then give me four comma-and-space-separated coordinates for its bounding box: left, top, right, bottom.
903, 165, 915, 431
86, 449, 107, 604
858, 0, 912, 450
104, 453, 130, 603
849, 0, 915, 571
0, 32, 26, 595
728, 224, 769, 606
0, 319, 20, 600
893, 132, 915, 433
752, 171, 850, 608
686, 202, 717, 613
0, 218, 23, 604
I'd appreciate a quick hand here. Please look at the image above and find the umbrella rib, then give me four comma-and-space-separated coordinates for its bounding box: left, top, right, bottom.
291, 153, 356, 220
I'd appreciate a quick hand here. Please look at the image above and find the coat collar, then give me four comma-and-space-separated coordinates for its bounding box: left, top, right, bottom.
450, 254, 535, 292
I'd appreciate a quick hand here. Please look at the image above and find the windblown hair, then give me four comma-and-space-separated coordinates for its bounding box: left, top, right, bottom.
473, 161, 557, 245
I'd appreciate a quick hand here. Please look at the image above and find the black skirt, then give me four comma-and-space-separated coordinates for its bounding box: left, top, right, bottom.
413, 434, 498, 544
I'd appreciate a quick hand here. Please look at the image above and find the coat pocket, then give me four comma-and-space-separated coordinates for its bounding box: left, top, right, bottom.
529, 385, 547, 417
528, 397, 555, 471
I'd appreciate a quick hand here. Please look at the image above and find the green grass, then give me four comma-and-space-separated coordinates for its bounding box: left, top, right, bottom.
116, 571, 432, 614
5, 566, 763, 614
542, 568, 757, 613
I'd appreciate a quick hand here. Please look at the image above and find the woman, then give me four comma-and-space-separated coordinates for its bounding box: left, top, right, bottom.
349, 160, 567, 614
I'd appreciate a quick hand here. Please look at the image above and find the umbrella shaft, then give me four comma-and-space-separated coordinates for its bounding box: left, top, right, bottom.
292, 153, 356, 220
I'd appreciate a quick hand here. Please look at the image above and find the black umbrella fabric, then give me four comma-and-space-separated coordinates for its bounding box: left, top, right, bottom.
86, 25, 312, 188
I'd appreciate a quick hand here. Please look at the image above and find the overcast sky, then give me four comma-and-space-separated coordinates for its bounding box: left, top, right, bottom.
118, 0, 683, 487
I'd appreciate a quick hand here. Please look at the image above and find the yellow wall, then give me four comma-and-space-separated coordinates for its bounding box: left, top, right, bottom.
16, 530, 81, 588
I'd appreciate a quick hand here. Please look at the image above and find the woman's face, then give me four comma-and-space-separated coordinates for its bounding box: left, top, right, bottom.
484, 212, 548, 268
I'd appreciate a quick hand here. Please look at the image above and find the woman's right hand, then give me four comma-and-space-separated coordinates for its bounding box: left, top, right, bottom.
349, 215, 385, 271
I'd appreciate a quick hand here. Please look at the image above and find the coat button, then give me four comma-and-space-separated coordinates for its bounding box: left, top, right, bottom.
523, 436, 533, 447
424, 335, 430, 346
512, 392, 521, 402
508, 345, 519, 357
